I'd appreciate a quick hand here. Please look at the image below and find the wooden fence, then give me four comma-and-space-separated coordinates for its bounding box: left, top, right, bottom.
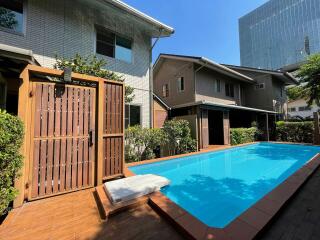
14, 65, 124, 207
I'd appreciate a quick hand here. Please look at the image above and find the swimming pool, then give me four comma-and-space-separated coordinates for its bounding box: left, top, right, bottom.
129, 143, 320, 228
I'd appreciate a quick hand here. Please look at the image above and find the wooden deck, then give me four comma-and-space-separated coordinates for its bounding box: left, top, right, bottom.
0, 189, 183, 240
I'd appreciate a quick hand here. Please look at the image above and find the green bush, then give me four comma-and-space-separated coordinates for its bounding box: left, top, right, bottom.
0, 110, 24, 215
125, 120, 197, 162
230, 127, 257, 145
162, 119, 197, 155
125, 126, 166, 162
276, 121, 313, 143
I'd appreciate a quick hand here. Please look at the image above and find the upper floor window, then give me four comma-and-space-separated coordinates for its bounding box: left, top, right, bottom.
96, 26, 132, 63
225, 83, 234, 98
125, 104, 141, 128
177, 77, 184, 92
288, 107, 296, 112
0, 0, 24, 34
162, 84, 169, 98
255, 83, 265, 90
216, 79, 221, 92
298, 106, 311, 112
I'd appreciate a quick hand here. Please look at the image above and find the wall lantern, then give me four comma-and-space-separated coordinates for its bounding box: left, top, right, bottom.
63, 67, 72, 82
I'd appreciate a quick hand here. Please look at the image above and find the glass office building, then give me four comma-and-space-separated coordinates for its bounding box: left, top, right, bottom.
239, 0, 320, 70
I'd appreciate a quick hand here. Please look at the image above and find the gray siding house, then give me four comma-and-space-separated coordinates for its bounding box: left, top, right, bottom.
153, 54, 297, 149
0, 0, 174, 127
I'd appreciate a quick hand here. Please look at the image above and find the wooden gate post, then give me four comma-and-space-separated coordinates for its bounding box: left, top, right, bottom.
313, 112, 320, 145
14, 68, 31, 208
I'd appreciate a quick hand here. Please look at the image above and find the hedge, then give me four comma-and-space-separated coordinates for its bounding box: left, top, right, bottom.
276, 121, 313, 143
0, 110, 24, 215
230, 127, 257, 145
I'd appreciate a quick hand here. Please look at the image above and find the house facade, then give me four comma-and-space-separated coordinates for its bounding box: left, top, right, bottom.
0, 0, 174, 127
287, 99, 320, 119
153, 54, 297, 149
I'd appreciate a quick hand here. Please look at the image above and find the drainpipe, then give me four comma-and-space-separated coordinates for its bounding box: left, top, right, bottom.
149, 29, 163, 128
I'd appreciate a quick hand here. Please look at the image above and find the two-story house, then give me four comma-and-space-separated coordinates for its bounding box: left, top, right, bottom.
153, 54, 297, 149
0, 0, 174, 128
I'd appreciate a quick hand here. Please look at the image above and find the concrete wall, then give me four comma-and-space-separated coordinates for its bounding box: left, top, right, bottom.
153, 58, 195, 107
0, 0, 152, 127
195, 68, 242, 105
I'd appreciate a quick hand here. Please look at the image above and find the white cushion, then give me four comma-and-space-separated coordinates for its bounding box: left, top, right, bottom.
104, 174, 170, 204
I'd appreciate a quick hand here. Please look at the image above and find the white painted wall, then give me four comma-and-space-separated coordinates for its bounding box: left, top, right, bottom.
0, 0, 152, 127
288, 99, 319, 119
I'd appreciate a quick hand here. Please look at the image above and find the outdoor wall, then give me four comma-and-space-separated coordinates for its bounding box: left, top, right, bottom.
243, 74, 274, 111
153, 99, 168, 128
288, 99, 319, 119
153, 58, 195, 107
195, 68, 242, 105
0, 0, 151, 127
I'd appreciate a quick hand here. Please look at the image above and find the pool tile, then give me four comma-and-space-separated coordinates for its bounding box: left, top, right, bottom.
265, 181, 297, 204
254, 197, 283, 216
149, 193, 187, 219
224, 219, 259, 240
238, 207, 273, 230
203, 228, 231, 240
176, 213, 208, 240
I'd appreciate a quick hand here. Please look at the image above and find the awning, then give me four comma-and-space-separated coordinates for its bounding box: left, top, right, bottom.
172, 100, 276, 114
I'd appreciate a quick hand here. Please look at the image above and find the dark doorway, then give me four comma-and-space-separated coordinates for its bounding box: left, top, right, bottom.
208, 110, 224, 145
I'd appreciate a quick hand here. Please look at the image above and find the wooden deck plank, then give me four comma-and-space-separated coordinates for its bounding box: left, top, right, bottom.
0, 189, 184, 240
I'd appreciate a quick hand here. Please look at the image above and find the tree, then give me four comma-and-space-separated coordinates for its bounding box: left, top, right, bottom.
0, 8, 18, 29
297, 54, 320, 106
54, 54, 135, 103
286, 85, 304, 101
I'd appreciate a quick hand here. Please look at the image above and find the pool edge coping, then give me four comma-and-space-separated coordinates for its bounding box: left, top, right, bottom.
125, 142, 320, 240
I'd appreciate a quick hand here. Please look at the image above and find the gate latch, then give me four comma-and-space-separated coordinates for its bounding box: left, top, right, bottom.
89, 130, 94, 146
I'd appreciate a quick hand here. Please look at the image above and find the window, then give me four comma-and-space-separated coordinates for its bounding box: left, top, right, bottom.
0, 82, 6, 109
216, 79, 221, 92
177, 77, 184, 92
298, 106, 311, 111
0, 0, 24, 33
162, 84, 169, 98
225, 83, 234, 98
288, 107, 296, 112
125, 104, 141, 128
255, 83, 265, 90
96, 26, 132, 63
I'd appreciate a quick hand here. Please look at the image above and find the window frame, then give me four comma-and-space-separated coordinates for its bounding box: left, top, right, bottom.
125, 104, 142, 128
177, 77, 184, 93
225, 83, 234, 98
0, 0, 26, 36
95, 25, 133, 63
254, 83, 265, 90
162, 84, 169, 98
216, 79, 221, 92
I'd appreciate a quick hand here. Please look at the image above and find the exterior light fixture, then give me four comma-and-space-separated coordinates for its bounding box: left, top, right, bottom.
63, 67, 72, 82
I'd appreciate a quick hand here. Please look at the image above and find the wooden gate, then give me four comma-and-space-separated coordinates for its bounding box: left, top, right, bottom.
14, 65, 124, 206
29, 82, 96, 199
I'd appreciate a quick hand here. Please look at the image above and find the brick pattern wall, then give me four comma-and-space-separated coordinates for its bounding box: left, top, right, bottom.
0, 0, 151, 127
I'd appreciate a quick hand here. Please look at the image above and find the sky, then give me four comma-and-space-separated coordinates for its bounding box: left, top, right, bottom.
122, 0, 269, 65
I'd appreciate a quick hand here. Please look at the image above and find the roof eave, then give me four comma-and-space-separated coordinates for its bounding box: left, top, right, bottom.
103, 0, 174, 37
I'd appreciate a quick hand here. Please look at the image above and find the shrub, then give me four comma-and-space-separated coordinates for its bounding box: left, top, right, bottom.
162, 119, 197, 155
125, 126, 167, 162
54, 54, 135, 103
230, 127, 257, 145
276, 121, 313, 143
0, 110, 24, 215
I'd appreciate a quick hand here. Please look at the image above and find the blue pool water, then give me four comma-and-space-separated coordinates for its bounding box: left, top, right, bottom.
129, 143, 320, 228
